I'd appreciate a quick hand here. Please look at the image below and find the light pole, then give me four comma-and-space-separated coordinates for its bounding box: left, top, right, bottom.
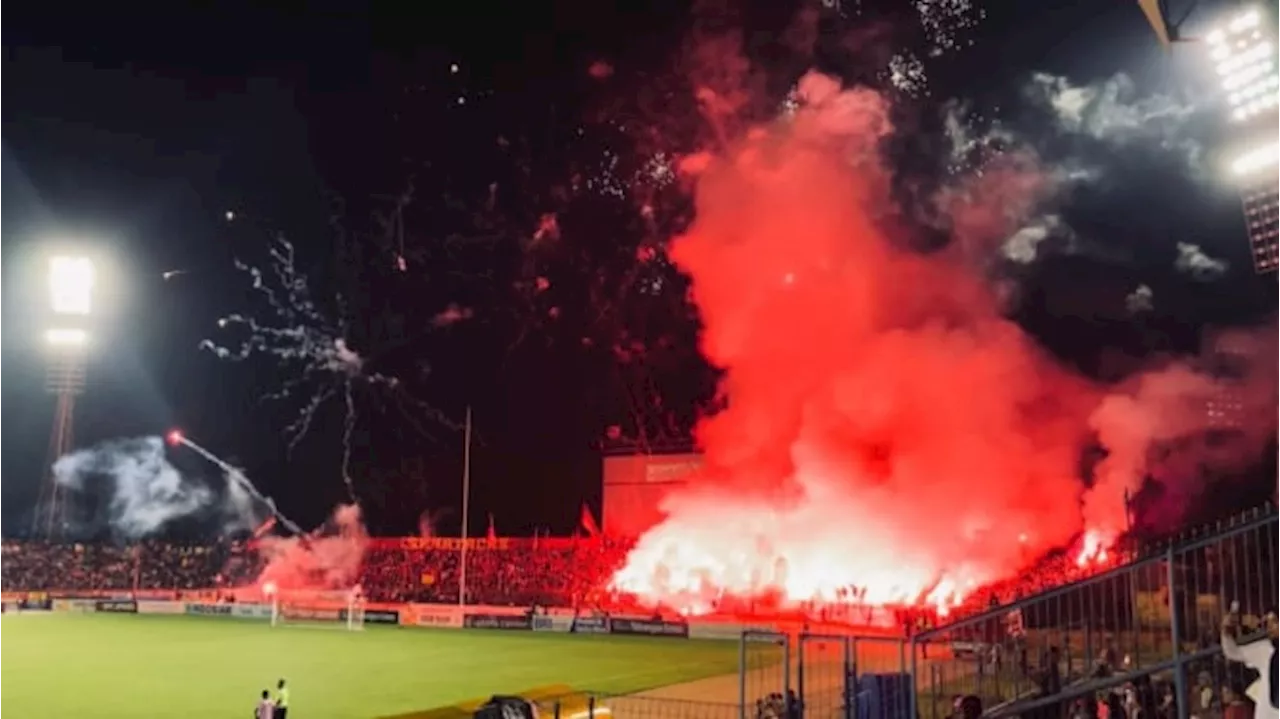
1207, 7, 1280, 273
35, 255, 95, 539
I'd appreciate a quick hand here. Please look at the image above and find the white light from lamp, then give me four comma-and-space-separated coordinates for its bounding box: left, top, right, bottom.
46, 328, 89, 346
49, 256, 94, 315
1230, 10, 1260, 33
1217, 42, 1273, 76
1231, 143, 1280, 175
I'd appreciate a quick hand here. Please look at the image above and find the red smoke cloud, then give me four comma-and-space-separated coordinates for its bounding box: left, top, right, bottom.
612, 72, 1107, 613
254, 504, 368, 591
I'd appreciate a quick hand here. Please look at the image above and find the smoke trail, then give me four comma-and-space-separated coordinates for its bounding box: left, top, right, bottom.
52, 437, 262, 539
175, 436, 303, 535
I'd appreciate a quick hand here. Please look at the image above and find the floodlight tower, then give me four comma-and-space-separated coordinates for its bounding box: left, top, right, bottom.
1140, 4, 1279, 273
35, 256, 95, 539
1207, 7, 1279, 274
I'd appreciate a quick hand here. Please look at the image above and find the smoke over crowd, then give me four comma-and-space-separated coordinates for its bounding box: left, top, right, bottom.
49, 437, 370, 593
611, 69, 1276, 613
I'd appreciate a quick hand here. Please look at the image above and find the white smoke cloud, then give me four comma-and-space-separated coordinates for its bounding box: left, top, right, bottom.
52, 436, 263, 539
1126, 284, 1154, 314
1001, 214, 1073, 264
1026, 72, 1202, 172
1174, 242, 1229, 281
942, 72, 1206, 268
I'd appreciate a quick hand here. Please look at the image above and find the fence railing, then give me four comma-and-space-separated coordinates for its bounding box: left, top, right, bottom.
542, 690, 740, 719
908, 510, 1277, 719
733, 509, 1277, 719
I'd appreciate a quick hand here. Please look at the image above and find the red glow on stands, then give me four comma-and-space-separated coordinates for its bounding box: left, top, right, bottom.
165, 430, 185, 446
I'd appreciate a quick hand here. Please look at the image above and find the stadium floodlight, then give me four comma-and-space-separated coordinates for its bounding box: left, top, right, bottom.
45, 328, 89, 346
1207, 7, 1278, 122
1231, 142, 1280, 176
49, 256, 95, 316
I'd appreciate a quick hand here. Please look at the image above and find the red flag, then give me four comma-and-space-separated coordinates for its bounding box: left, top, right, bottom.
486, 513, 497, 541
580, 503, 600, 538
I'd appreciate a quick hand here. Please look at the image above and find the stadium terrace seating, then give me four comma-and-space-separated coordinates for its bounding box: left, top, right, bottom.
3, 505, 1273, 618
0, 537, 634, 607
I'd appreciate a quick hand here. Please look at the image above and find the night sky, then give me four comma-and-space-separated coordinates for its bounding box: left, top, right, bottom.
3, 0, 1275, 539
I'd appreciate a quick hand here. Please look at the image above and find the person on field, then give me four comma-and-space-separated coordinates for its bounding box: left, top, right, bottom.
275, 678, 290, 719
255, 690, 275, 719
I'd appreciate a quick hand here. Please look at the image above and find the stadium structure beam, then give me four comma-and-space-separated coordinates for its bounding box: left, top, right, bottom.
1138, 0, 1202, 47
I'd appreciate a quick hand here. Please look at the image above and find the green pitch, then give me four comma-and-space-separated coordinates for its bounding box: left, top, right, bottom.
1, 614, 743, 719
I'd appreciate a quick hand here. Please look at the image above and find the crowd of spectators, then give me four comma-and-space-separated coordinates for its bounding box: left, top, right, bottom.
1, 541, 234, 594
357, 539, 631, 606
0, 534, 1117, 613
0, 538, 633, 607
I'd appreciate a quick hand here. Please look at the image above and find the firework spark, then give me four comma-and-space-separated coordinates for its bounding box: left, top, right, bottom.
914, 0, 986, 57
200, 235, 456, 499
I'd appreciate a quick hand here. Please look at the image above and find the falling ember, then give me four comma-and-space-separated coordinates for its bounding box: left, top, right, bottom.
610, 72, 1100, 616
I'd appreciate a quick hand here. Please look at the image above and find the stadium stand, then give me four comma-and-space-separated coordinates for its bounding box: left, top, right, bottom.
0, 537, 634, 606
3, 506, 1275, 719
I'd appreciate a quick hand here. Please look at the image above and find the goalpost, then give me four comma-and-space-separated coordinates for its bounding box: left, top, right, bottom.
265, 583, 365, 631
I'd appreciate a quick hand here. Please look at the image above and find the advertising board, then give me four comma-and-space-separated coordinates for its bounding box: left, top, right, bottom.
52, 599, 99, 613
231, 604, 274, 620
286, 607, 341, 622
137, 601, 187, 615
608, 617, 689, 637
408, 604, 463, 628
185, 603, 232, 616
688, 623, 747, 641
463, 613, 532, 630
531, 615, 574, 632
95, 600, 138, 614
570, 616, 610, 634
342, 608, 400, 625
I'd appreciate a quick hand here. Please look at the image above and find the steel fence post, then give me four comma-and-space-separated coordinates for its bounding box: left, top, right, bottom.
1167, 547, 1188, 719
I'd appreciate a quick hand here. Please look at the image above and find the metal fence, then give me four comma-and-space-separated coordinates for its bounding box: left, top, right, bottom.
545, 693, 742, 719
734, 630, 914, 719
908, 510, 1277, 719
728, 509, 1276, 719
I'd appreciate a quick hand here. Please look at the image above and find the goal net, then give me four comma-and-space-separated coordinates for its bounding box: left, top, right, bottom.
267, 587, 365, 631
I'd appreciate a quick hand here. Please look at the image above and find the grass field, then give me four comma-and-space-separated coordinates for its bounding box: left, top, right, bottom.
0, 614, 744, 719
